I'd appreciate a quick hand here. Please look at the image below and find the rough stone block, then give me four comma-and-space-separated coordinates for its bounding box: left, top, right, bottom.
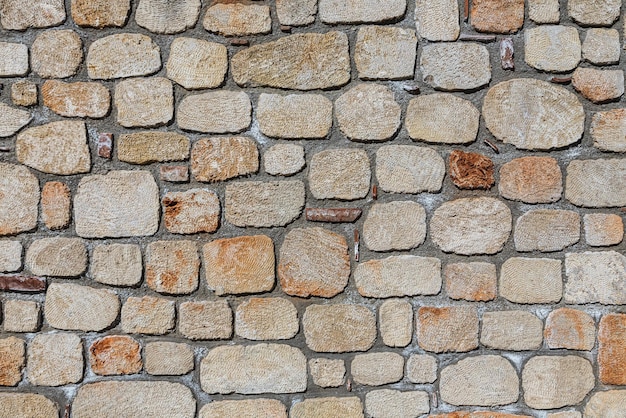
0, 42, 28, 77
203, 3, 271, 36
264, 144, 305, 176
0, 172, 37, 234
599, 314, 626, 384
276, 0, 316, 26
591, 108, 626, 152
500, 257, 562, 304
584, 213, 624, 246
144, 342, 194, 376
524, 26, 581, 72
121, 296, 175, 335
572, 68, 624, 103
179, 300, 232, 340
365, 389, 430, 418
136, 0, 200, 34
415, 0, 459, 41
545, 308, 596, 350
566, 159, 626, 207
319, 0, 405, 23
235, 297, 298, 340
91, 244, 142, 287
290, 397, 364, 418
163, 189, 220, 235
355, 26, 416, 80
44, 283, 119, 331
406, 354, 437, 384
480, 311, 543, 350
26, 237, 86, 277
178, 91, 251, 133
27, 333, 83, 386
416, 306, 479, 353
445, 262, 497, 302
363, 201, 427, 252
115, 77, 173, 127
10, 80, 37, 107
0, 103, 31, 138
0, 393, 57, 418
41, 181, 71, 230
0, 337, 24, 386
379, 299, 413, 347
89, 335, 141, 376
1, 0, 65, 30
166, 37, 227, 89
257, 93, 332, 139
71, 0, 130, 28
87, 34, 161, 79
351, 352, 404, 386
376, 145, 445, 193
43, 80, 109, 120
529, 0, 560, 23
568, 0, 621, 26
200, 399, 287, 418
118, 132, 189, 164
3, 300, 39, 332
565, 251, 626, 304
191, 136, 258, 182
514, 209, 580, 252
31, 30, 83, 79
585, 390, 626, 417
471, 0, 524, 33
0, 241, 22, 273
499, 157, 562, 203
309, 358, 345, 387
583, 28, 620, 65
308, 148, 370, 200
420, 43, 491, 91
303, 304, 376, 353
146, 240, 199, 295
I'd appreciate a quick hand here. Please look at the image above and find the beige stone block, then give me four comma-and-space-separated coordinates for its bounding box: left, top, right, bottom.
179, 300, 232, 340
87, 34, 161, 79
89, 335, 141, 376
529, 0, 560, 23
41, 181, 71, 230
0, 42, 28, 77
420, 43, 491, 91
118, 132, 189, 164
545, 308, 595, 350
303, 304, 376, 353
200, 399, 287, 418
290, 397, 364, 418
121, 296, 175, 335
584, 213, 624, 246
481, 311, 543, 350
500, 257, 562, 304
566, 159, 626, 207
444, 262, 497, 302
203, 3, 271, 36
257, 93, 332, 139
319, 0, 405, 23
44, 283, 119, 331
0, 337, 24, 386
568, 0, 621, 26
376, 145, 445, 193
115, 77, 173, 127
309, 358, 345, 387
499, 156, 562, 203
0, 163, 38, 236
351, 352, 403, 386
264, 144, 305, 176
415, 0, 459, 41
163, 189, 220, 235
146, 240, 199, 295
583, 29, 620, 65
471, 0, 524, 33
11, 80, 37, 107
71, 0, 130, 28
3, 300, 39, 332
406, 354, 437, 384
0, 393, 57, 418
591, 108, 626, 152
27, 333, 83, 386
0, 241, 22, 273
166, 37, 227, 89
144, 342, 194, 376
91, 244, 142, 286
31, 30, 82, 79
235, 297, 298, 340
525, 26, 581, 73
191, 136, 258, 182
0, 103, 31, 137
572, 68, 624, 103
417, 306, 479, 353
178, 90, 251, 133
585, 390, 626, 417
26, 237, 86, 277
514, 209, 580, 252
136, 0, 200, 34
565, 251, 626, 304
308, 148, 370, 200
365, 390, 430, 418
355, 26, 416, 80
276, 0, 316, 26
379, 299, 412, 347
1, 0, 65, 30
363, 201, 426, 252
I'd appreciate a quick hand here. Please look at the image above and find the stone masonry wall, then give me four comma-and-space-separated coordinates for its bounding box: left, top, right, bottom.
0, 0, 625, 416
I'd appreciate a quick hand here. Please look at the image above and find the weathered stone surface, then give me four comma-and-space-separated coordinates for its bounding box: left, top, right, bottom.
0, 393, 57, 418
115, 77, 173, 127
204, 235, 274, 295
430, 197, 511, 255
45, 283, 119, 331
26, 237, 86, 277
166, 37, 227, 89
319, 0, 404, 23
163, 189, 220, 234
87, 34, 161, 80
178, 91, 251, 133
264, 144, 305, 176
0, 337, 24, 386
146, 240, 199, 295
0, 241, 21, 273
483, 79, 585, 150
415, 0, 459, 41
565, 251, 626, 304
376, 145, 445, 193
309, 358, 345, 387
179, 300, 232, 340
71, 0, 130, 27
420, 43, 491, 91
380, 299, 412, 347
566, 159, 626, 207
363, 201, 427, 252
429, 413, 530, 418
0, 103, 31, 137
16, 121, 90, 175
42, 80, 110, 118
89, 335, 141, 376
599, 314, 626, 384
136, 0, 200, 34
440, 355, 519, 406
72, 381, 196, 418
27, 333, 83, 386
406, 354, 437, 384
121, 296, 175, 335
276, 0, 316, 26
0, 275, 46, 293
529, 0, 560, 23
585, 390, 626, 417
365, 389, 430, 418
3, 300, 39, 332
203, 3, 271, 36
236, 297, 298, 340
279, 227, 349, 298
449, 150, 494, 190
471, 0, 524, 33
201, 344, 306, 394
568, 0, 621, 26
191, 136, 258, 182
514, 209, 580, 252
0, 164, 38, 236
481, 311, 543, 350
417, 306, 479, 353
351, 352, 404, 386
118, 132, 189, 164
305, 208, 362, 223
31, 30, 82, 79
545, 308, 595, 350
499, 157, 563, 203
524, 26, 581, 72
74, 170, 160, 238
355, 255, 441, 298
293, 398, 364, 418
232, 32, 350, 90
355, 26, 416, 80
258, 93, 332, 139
200, 399, 288, 418
91, 244, 142, 286
522, 356, 594, 409
145, 342, 194, 376
584, 213, 623, 246
160, 165, 189, 183
1, 0, 65, 30
591, 109, 626, 152
547, 412, 582, 418
303, 304, 376, 352
11, 80, 37, 106
583, 29, 620, 65
445, 262, 497, 302
500, 257, 562, 304
0, 42, 28, 76
572, 68, 624, 103
309, 149, 370, 200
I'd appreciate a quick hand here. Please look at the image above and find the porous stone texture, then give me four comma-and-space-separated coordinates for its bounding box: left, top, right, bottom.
91, 244, 142, 286
591, 109, 626, 152
366, 389, 430, 418
529, 0, 560, 23
440, 355, 519, 406
379, 299, 413, 347
144, 342, 194, 376
449, 150, 495, 190
310, 358, 345, 387
584, 213, 624, 246
0, 393, 57, 418
0, 241, 22, 273
257, 93, 332, 139
585, 391, 626, 417
87, 34, 161, 80
291, 397, 364, 418
0, 103, 31, 137
499, 157, 563, 203
191, 136, 258, 182
203, 3, 271, 37
264, 144, 305, 176
355, 26, 416, 80
583, 29, 620, 65
471, 0, 524, 33
303, 304, 376, 353
0, 337, 24, 386
178, 90, 251, 133
118, 132, 189, 164
445, 262, 497, 302
524, 26, 581, 73
42, 80, 110, 118
136, 0, 200, 34
420, 43, 491, 91
0, 42, 28, 77
500, 257, 563, 304
89, 335, 141, 376
566, 159, 626, 207
376, 145, 445, 193
572, 68, 624, 103
276, 0, 316, 26
0, 163, 38, 236
414, 0, 459, 41
363, 201, 427, 251
3, 300, 39, 332
41, 181, 70, 230
179, 300, 232, 340
163, 189, 220, 235
200, 399, 288, 418
406, 354, 437, 384
71, 0, 130, 28
31, 30, 83, 79
480, 311, 543, 351
514, 209, 580, 252
522, 356, 594, 409
565, 251, 626, 304
351, 352, 404, 386
121, 296, 175, 335
145, 240, 199, 295
115, 77, 173, 127
417, 306, 479, 353
27, 333, 83, 386
235, 297, 298, 340
309, 149, 370, 200
1, 0, 65, 30
166, 38, 227, 89
11, 80, 38, 107
319, 0, 405, 24
26, 237, 86, 277
568, 0, 621, 26
44, 283, 119, 331
545, 308, 596, 350
599, 314, 626, 384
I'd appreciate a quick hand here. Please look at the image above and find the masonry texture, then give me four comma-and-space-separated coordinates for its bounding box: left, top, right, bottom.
0, 0, 625, 417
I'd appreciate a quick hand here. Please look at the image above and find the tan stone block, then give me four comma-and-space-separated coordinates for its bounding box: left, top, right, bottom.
191, 136, 258, 182
591, 108, 626, 152
26, 237, 86, 277
573, 68, 624, 103
0, 0, 65, 30
471, 0, 524, 33
203, 3, 271, 36
583, 28, 620, 65
499, 156, 562, 203
117, 132, 189, 164
568, 0, 621, 26
10, 80, 37, 107
309, 358, 345, 387
0, 241, 22, 273
415, 0, 459, 41
17, 121, 90, 175
290, 397, 364, 418
430, 413, 530, 418
376, 145, 445, 193
0, 393, 57, 418
144, 342, 194, 376
355, 26, 416, 80
365, 390, 429, 418
27, 333, 83, 386
146, 240, 199, 295
351, 352, 403, 386
566, 159, 626, 207
179, 300, 232, 340
200, 399, 287, 418
449, 150, 494, 190
258, 93, 332, 139
115, 77, 173, 127
136, 0, 200, 34
42, 80, 109, 119
445, 262, 497, 302
565, 251, 626, 304
89, 335, 141, 376
363, 201, 426, 252
0, 163, 38, 236
308, 148, 370, 200
3, 300, 39, 332
379, 299, 413, 347
0, 42, 28, 77
121, 296, 175, 335
529, 0, 560, 23
91, 244, 142, 286
44, 283, 119, 331
420, 43, 491, 91
204, 235, 274, 295
41, 181, 71, 230
163, 189, 220, 235
406, 354, 437, 384
319, 0, 405, 23
232, 32, 350, 90
514, 209, 580, 252
264, 144, 305, 176
178, 90, 251, 133
87, 34, 161, 79
0, 337, 24, 386
276, 0, 316, 26
235, 297, 298, 340
584, 213, 624, 246
71, 0, 130, 28
278, 227, 349, 298
0, 103, 31, 138
500, 257, 562, 304
480, 311, 543, 350
166, 37, 227, 89
545, 308, 595, 350
303, 304, 376, 353
585, 390, 626, 417
31, 30, 82, 79
417, 306, 479, 353
599, 314, 626, 384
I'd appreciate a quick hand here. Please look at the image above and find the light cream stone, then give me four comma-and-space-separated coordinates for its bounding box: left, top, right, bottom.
522, 356, 594, 409
191, 136, 258, 182
406, 354, 437, 384
365, 390, 430, 418
0, 393, 57, 418
591, 109, 626, 152
440, 355, 519, 406
3, 300, 39, 332
200, 343, 307, 394
44, 283, 119, 331
406, 93, 479, 144
483, 79, 585, 150
91, 244, 142, 286
145, 342, 194, 376
0, 336, 24, 386
146, 240, 199, 295
0, 42, 28, 76
26, 237, 86, 277
585, 390, 626, 417
481, 311, 543, 350
430, 197, 512, 255
163, 189, 221, 235
568, 0, 621, 26
0, 0, 65, 30
355, 26, 417, 80
564, 251, 626, 304
115, 77, 173, 127
363, 201, 427, 252
0, 241, 22, 272
71, 0, 130, 28
566, 159, 626, 207
74, 170, 160, 238
573, 67, 624, 103
309, 358, 345, 387
319, 0, 405, 23
200, 399, 287, 418
529, 0, 560, 23
380, 299, 413, 347
203, 3, 271, 36
27, 333, 83, 386
178, 90, 251, 133
415, 0, 459, 41
584, 213, 624, 246
166, 37, 227, 89
303, 304, 376, 353
225, 180, 305, 227
236, 298, 298, 340
136, 0, 200, 34
308, 148, 370, 200
351, 352, 403, 386
87, 34, 161, 79
118, 132, 189, 164
583, 29, 620, 65
258, 93, 332, 139
417, 306, 479, 353
31, 30, 82, 79
232, 32, 350, 90
291, 397, 363, 418
72, 381, 195, 418
0, 163, 39, 236
376, 145, 445, 193
355, 255, 441, 298
179, 300, 232, 340
420, 43, 491, 91
264, 144, 305, 176
121, 296, 175, 335
524, 26, 581, 72
42, 80, 110, 118
445, 262, 497, 302
16, 121, 90, 175
514, 209, 580, 252
276, 0, 316, 26
0, 103, 31, 137
500, 257, 562, 304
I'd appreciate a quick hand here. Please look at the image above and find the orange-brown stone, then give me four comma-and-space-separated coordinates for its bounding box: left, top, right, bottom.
0, 337, 24, 386
416, 306, 479, 353
471, 0, 525, 34
145, 241, 199, 295
163, 189, 220, 235
599, 313, 626, 385
41, 181, 71, 230
449, 150, 495, 190
545, 308, 596, 351
499, 156, 562, 203
89, 335, 141, 376
42, 80, 110, 119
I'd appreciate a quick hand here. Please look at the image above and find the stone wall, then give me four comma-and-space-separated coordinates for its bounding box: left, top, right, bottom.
0, 0, 625, 417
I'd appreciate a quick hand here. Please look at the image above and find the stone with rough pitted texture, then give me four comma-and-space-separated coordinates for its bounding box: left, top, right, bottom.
12, 79, 38, 106
258, 93, 332, 139
309, 149, 370, 200
276, 0, 316, 26
572, 68, 624, 103
449, 150, 494, 190
585, 391, 626, 417
500, 257, 562, 304
179, 300, 232, 340
42, 80, 110, 118
303, 304, 376, 353
26, 237, 86, 277
568, 0, 621, 26
379, 299, 412, 347
524, 26, 581, 72
545, 308, 595, 351
44, 283, 119, 331
363, 201, 427, 252
420, 43, 491, 91
3, 300, 39, 333
565, 251, 626, 304
27, 333, 83, 386
191, 136, 258, 182
290, 397, 364, 418
145, 342, 194, 376
0, 103, 31, 137
471, 0, 524, 33
178, 91, 251, 133
115, 77, 173, 127
0, 164, 39, 236
499, 157, 563, 203
583, 29, 620, 65
319, 0, 405, 23
310, 358, 345, 387
584, 213, 623, 246
529, 0, 560, 23
0, 337, 24, 386
203, 3, 271, 36
146, 240, 199, 295
406, 354, 437, 384
121, 296, 175, 335
0, 42, 28, 77
166, 38, 227, 89
355, 26, 416, 80
71, 0, 130, 27
264, 144, 305, 176
591, 109, 626, 152
118, 132, 189, 164
236, 298, 298, 340
200, 399, 287, 418
514, 209, 580, 252
376, 145, 445, 193
0, 393, 57, 418
480, 311, 543, 351
89, 335, 141, 376
136, 0, 200, 34
0, 241, 22, 273
163, 189, 220, 235
351, 352, 404, 386
1, 0, 65, 30
415, 0, 459, 41
31, 30, 83, 79
566, 159, 626, 207
87, 34, 161, 79
417, 306, 479, 353
366, 390, 430, 418
91, 244, 142, 287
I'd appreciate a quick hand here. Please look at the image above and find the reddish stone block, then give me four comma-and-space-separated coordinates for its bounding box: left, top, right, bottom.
160, 165, 189, 183
89, 335, 142, 376
599, 313, 626, 384
449, 150, 495, 190
97, 133, 112, 159
545, 308, 595, 351
0, 275, 46, 292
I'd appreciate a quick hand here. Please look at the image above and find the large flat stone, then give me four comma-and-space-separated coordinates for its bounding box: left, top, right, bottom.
42, 80, 110, 119
1, 0, 65, 30
26, 237, 86, 277
118, 132, 189, 164
500, 257, 562, 304
200, 399, 287, 418
257, 93, 332, 139
514, 209, 580, 252
0, 393, 57, 418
